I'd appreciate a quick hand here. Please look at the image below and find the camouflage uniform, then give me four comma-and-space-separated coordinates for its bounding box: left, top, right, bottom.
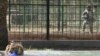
82, 5, 95, 33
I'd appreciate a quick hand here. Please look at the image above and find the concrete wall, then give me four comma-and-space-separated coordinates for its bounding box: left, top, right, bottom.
15, 40, 100, 50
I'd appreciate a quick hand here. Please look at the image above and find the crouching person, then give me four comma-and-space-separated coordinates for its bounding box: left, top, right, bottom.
5, 41, 24, 56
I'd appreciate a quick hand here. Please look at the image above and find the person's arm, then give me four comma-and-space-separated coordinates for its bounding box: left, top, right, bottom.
5, 45, 9, 51
82, 12, 88, 18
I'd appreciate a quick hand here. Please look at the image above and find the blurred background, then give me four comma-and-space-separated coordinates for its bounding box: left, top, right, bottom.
7, 0, 100, 40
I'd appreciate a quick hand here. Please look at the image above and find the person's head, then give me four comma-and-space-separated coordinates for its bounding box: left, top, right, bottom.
86, 5, 96, 12
86, 5, 92, 11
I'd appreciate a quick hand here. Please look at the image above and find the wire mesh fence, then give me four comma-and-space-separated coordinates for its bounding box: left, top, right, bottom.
7, 0, 100, 40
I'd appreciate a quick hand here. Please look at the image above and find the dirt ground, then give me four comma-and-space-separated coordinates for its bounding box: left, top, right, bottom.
8, 28, 100, 40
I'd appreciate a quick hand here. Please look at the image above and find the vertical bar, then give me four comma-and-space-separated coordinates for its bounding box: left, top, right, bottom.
37, 0, 38, 39
18, 0, 21, 40
58, 0, 61, 31
79, 0, 82, 39
79, 0, 81, 28
75, 0, 76, 39
27, 1, 29, 39
97, 0, 99, 32
23, 0, 25, 33
31, 0, 33, 32
36, 0, 39, 37
8, 0, 11, 31
46, 0, 50, 40
62, 1, 64, 33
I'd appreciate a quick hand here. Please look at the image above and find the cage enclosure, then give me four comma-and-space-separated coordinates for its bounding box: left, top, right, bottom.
7, 0, 100, 49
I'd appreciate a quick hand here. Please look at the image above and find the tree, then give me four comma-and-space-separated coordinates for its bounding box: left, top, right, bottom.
0, 0, 8, 50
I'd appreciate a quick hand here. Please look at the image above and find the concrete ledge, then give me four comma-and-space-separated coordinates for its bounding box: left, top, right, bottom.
15, 40, 100, 50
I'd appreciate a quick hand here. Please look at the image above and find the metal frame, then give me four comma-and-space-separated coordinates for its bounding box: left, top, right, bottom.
8, 0, 100, 40
7, 0, 100, 50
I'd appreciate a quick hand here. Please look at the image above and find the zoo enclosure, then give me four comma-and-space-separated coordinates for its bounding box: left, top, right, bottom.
7, 0, 100, 40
